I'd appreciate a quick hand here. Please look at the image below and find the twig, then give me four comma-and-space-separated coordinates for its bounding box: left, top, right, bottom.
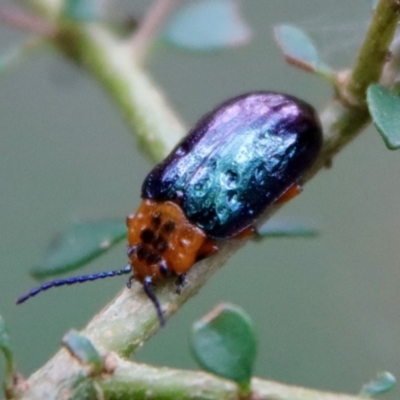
0, 6, 55, 36
129, 0, 180, 62
344, 0, 400, 106
381, 27, 400, 85
100, 358, 365, 400
0, 37, 45, 74
55, 24, 186, 162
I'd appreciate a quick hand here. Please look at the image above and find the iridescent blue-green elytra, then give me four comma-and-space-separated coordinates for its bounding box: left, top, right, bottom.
142, 91, 322, 238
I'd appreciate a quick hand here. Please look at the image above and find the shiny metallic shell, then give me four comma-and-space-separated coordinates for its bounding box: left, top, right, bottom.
142, 92, 322, 238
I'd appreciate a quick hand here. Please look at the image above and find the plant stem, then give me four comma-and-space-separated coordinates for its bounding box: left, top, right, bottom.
345, 0, 400, 107
55, 23, 186, 162
130, 0, 180, 62
0, 5, 55, 36
100, 358, 364, 400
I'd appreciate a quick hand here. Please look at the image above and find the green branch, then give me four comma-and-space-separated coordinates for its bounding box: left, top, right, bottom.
100, 358, 364, 400
346, 0, 400, 107
55, 22, 186, 162
304, 0, 400, 181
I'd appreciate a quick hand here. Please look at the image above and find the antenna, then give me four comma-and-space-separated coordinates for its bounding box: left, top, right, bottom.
17, 265, 166, 326
16, 265, 131, 304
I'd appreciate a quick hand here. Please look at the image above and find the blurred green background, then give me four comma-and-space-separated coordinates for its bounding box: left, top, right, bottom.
1, 0, 399, 398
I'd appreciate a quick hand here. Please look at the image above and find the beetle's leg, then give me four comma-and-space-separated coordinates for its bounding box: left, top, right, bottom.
195, 239, 218, 262
175, 274, 187, 294
143, 276, 165, 326
126, 274, 135, 289
274, 184, 302, 204
159, 259, 172, 277
231, 225, 257, 240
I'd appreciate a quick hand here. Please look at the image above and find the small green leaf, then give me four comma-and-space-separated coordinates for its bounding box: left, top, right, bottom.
274, 24, 334, 81
0, 315, 13, 371
31, 219, 126, 279
0, 39, 42, 76
63, 0, 101, 21
190, 303, 257, 390
62, 330, 103, 375
0, 315, 16, 397
360, 372, 396, 398
256, 221, 319, 239
0, 48, 20, 74
367, 84, 400, 150
163, 0, 252, 52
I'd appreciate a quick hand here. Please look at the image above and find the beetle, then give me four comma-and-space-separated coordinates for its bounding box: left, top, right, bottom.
17, 91, 323, 325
